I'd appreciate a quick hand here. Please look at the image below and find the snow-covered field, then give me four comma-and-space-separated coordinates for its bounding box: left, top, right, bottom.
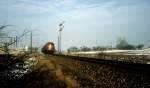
71, 48, 150, 56
67, 48, 150, 64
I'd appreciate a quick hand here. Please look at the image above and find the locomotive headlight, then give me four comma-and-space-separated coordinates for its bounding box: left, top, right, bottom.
48, 44, 52, 50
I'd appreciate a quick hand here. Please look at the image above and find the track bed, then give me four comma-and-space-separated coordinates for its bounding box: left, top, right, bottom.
45, 54, 150, 88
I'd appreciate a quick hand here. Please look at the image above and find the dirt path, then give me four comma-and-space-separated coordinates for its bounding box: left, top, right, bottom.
21, 54, 79, 88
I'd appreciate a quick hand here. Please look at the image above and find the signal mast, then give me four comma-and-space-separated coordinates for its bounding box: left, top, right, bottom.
58, 21, 65, 54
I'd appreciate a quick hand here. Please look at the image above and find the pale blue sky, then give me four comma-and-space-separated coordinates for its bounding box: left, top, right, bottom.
0, 0, 150, 50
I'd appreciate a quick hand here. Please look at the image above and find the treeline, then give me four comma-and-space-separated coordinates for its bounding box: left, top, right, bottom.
67, 37, 145, 52
67, 46, 111, 53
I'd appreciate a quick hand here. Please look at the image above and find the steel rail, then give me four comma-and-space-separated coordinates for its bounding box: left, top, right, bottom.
45, 54, 150, 73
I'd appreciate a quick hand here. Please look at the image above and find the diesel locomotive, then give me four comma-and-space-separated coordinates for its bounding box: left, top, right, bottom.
41, 42, 55, 54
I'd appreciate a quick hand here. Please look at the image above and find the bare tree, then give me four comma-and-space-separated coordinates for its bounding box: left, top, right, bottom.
116, 37, 135, 50
67, 46, 79, 53
0, 26, 33, 54
80, 46, 91, 52
0, 25, 12, 30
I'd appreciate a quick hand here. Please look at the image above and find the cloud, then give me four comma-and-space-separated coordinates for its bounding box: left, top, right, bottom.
0, 0, 149, 14
0, 0, 117, 15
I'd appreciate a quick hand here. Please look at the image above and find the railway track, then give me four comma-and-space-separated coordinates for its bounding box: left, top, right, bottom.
43, 54, 150, 88
48, 54, 150, 73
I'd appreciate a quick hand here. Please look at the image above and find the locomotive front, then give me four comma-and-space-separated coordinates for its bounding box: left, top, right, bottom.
41, 42, 55, 54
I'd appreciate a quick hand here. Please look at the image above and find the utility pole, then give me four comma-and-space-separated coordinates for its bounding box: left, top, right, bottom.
110, 42, 112, 50
58, 36, 59, 53
15, 36, 18, 48
30, 31, 32, 53
59, 29, 61, 54
58, 21, 65, 54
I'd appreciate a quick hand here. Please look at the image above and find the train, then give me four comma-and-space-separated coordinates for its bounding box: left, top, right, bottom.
41, 42, 55, 54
